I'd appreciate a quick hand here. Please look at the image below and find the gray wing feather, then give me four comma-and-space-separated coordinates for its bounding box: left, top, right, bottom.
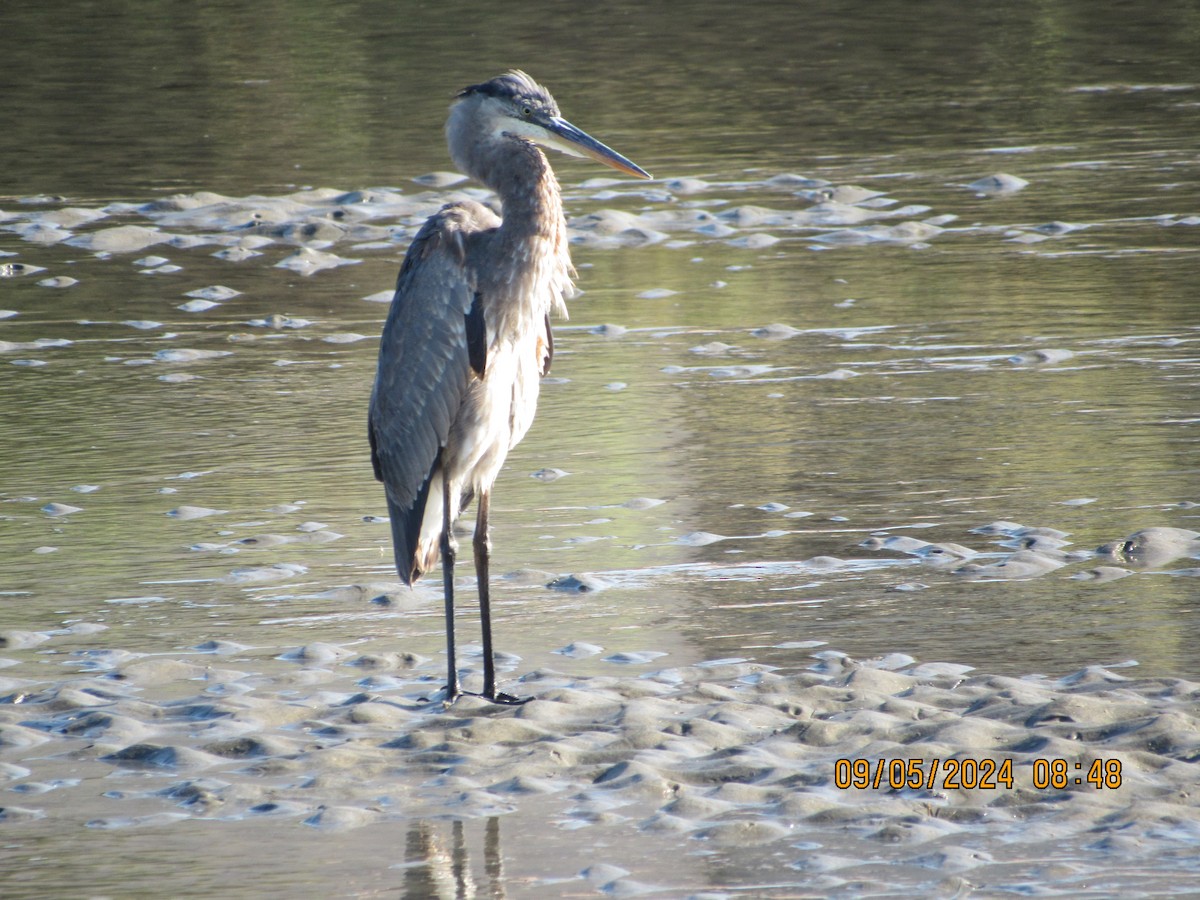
369, 203, 496, 579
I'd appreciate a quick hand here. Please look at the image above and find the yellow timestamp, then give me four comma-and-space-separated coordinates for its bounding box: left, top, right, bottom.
834, 757, 1123, 791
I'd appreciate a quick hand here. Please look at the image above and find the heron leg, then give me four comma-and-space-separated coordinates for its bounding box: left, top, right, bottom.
474, 490, 530, 705
440, 474, 461, 705
475, 490, 496, 695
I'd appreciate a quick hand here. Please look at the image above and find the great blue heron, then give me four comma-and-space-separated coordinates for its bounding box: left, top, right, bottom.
369, 71, 651, 705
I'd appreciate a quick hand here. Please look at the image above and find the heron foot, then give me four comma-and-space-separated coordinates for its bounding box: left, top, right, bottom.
416, 684, 461, 708
483, 690, 532, 706
455, 688, 532, 706
424, 685, 531, 707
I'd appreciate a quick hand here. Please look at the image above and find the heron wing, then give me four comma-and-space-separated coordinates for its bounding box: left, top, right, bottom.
368, 202, 498, 581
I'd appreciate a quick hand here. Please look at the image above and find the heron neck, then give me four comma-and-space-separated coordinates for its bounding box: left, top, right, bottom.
488, 140, 564, 247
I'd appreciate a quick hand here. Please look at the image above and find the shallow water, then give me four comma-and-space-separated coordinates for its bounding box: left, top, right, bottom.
2, 1, 1199, 896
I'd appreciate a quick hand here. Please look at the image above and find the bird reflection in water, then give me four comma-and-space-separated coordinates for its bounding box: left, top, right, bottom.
399, 816, 507, 899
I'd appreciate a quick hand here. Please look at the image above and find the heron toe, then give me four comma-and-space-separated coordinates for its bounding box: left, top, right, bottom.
487, 690, 532, 706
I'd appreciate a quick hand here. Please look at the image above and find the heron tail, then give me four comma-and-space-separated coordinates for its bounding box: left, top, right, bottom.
386, 458, 441, 586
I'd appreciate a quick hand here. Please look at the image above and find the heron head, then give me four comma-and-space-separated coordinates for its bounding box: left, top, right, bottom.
451, 70, 651, 180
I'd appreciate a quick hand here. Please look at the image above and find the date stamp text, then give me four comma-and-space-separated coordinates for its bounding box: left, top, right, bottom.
834, 757, 1123, 791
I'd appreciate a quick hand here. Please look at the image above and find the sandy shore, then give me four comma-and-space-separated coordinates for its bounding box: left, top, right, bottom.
3, 179, 1199, 896
3, 627, 1199, 896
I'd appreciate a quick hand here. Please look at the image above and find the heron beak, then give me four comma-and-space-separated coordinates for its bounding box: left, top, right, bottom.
544, 116, 652, 180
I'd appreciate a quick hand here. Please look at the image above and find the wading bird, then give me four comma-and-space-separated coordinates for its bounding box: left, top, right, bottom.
369, 71, 651, 705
